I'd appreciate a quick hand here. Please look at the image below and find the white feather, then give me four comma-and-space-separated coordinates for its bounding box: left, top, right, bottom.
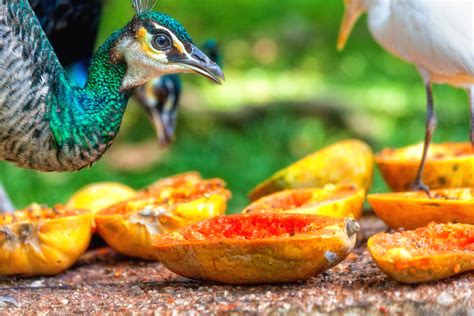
365, 0, 474, 87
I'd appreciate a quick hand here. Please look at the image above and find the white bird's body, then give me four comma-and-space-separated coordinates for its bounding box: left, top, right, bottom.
365, 0, 474, 88
338, 0, 474, 192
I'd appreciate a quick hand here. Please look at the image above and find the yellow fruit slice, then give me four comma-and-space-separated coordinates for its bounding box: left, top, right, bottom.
0, 204, 92, 276
249, 139, 374, 201
376, 142, 474, 192
95, 174, 231, 261
153, 213, 359, 284
368, 188, 474, 229
244, 185, 364, 219
368, 223, 474, 283
66, 182, 137, 215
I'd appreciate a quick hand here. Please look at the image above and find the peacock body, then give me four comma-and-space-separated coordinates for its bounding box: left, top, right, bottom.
0, 0, 223, 172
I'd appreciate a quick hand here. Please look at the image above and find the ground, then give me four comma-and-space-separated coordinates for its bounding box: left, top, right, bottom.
1, 216, 472, 314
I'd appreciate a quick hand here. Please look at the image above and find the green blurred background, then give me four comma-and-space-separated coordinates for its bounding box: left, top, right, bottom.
1, 0, 469, 212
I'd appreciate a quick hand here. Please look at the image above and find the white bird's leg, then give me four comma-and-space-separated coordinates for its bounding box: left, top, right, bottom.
0, 182, 15, 213
412, 82, 436, 195
470, 86, 474, 150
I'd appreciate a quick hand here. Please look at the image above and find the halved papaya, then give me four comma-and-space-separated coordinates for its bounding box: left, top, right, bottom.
376, 142, 474, 192
0, 204, 92, 276
66, 182, 137, 215
368, 223, 474, 283
243, 185, 365, 219
368, 188, 474, 229
153, 213, 359, 284
95, 174, 231, 261
249, 140, 374, 201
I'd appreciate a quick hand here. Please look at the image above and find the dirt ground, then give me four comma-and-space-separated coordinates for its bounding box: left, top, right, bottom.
0, 216, 473, 315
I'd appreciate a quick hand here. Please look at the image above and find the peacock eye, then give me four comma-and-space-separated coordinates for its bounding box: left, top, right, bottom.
152, 33, 172, 51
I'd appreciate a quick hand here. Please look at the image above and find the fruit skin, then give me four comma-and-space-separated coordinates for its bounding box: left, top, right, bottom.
244, 185, 365, 219
153, 214, 359, 284
0, 205, 92, 277
95, 174, 230, 261
249, 140, 374, 201
368, 223, 474, 284
66, 182, 137, 215
368, 188, 474, 229
376, 143, 474, 192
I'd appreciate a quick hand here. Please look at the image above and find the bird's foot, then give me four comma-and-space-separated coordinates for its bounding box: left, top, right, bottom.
0, 296, 18, 308
411, 181, 432, 198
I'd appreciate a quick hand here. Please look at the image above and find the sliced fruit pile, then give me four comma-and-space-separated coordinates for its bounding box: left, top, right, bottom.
4, 138, 472, 284
376, 142, 473, 192
0, 204, 91, 277
154, 213, 359, 284
244, 185, 365, 219
95, 173, 231, 260
367, 142, 474, 283
368, 223, 474, 283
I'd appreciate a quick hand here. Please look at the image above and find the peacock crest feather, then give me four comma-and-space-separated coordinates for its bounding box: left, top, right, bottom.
132, 0, 159, 14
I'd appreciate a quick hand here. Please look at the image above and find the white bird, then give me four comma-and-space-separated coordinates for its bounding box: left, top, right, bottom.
337, 0, 474, 192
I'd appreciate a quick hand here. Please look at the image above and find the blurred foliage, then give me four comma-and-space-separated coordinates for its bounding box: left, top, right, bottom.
1, 0, 469, 212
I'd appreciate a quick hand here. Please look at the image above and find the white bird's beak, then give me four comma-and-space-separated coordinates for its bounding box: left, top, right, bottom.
337, 0, 365, 51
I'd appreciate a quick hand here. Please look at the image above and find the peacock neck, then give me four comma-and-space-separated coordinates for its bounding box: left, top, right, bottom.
48, 30, 131, 154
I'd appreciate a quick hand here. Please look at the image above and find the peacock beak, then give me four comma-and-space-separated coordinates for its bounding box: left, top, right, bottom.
337, 0, 364, 51
177, 44, 225, 84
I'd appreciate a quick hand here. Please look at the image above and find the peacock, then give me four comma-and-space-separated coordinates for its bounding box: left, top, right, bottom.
0, 0, 224, 209
30, 0, 221, 146
30, 0, 179, 145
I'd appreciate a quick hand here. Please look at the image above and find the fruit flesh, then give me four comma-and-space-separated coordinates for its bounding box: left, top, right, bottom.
154, 214, 359, 284
244, 185, 364, 219
141, 172, 203, 195
368, 188, 474, 229
0, 205, 79, 224
376, 143, 474, 191
368, 223, 474, 283
249, 140, 374, 201
173, 213, 341, 241
378, 143, 470, 161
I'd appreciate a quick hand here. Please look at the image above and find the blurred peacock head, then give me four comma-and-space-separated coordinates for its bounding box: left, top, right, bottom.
111, 0, 224, 91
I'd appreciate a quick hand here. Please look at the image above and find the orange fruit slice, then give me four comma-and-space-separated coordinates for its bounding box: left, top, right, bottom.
368, 188, 474, 229
249, 140, 374, 201
95, 173, 231, 261
244, 185, 364, 219
368, 223, 474, 283
153, 213, 359, 284
0, 204, 92, 276
376, 142, 474, 192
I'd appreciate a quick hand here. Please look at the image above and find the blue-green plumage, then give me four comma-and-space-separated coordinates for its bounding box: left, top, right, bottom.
0, 0, 224, 172
48, 31, 129, 157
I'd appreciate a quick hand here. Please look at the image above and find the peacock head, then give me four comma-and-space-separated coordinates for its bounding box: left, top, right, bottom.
111, 2, 224, 91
